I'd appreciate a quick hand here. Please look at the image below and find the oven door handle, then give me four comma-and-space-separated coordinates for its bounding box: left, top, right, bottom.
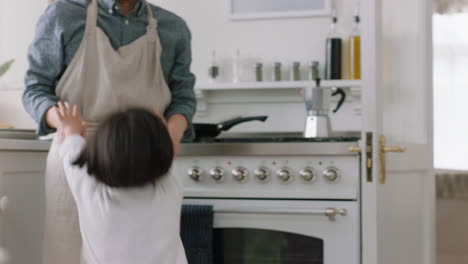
215, 207, 348, 221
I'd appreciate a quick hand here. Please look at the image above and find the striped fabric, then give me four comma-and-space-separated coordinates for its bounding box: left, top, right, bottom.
180, 205, 213, 264
437, 173, 468, 199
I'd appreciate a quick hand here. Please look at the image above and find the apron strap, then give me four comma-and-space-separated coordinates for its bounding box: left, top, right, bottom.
85, 0, 98, 36
145, 3, 158, 42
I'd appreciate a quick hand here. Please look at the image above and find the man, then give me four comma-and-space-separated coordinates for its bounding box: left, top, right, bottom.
23, 0, 196, 262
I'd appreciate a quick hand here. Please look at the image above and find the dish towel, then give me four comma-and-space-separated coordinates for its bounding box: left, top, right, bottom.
180, 205, 214, 264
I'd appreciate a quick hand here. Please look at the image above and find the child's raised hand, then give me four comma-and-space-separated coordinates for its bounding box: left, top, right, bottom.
56, 101, 86, 140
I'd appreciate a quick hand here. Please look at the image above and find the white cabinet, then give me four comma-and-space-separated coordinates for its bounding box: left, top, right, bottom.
0, 144, 48, 264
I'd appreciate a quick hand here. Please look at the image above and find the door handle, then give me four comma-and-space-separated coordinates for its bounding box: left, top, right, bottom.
382, 146, 406, 153
215, 207, 348, 221
379, 135, 406, 184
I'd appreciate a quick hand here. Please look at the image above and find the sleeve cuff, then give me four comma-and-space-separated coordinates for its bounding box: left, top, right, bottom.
59, 135, 86, 161
37, 101, 58, 136
165, 109, 195, 141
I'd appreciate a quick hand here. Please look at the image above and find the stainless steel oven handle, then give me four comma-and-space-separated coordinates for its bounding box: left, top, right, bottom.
215, 207, 348, 221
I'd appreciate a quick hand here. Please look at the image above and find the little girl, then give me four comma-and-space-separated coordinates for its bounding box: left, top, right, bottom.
55, 102, 187, 264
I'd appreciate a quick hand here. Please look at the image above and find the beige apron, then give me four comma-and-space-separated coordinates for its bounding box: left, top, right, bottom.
43, 1, 171, 263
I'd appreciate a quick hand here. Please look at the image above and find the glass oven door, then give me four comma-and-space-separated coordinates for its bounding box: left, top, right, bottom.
184, 199, 359, 264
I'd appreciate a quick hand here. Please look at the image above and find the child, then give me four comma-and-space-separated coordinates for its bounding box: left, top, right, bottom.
55, 102, 187, 264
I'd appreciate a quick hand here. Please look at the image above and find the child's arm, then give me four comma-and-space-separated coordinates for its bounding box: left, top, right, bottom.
56, 102, 90, 195
59, 134, 87, 196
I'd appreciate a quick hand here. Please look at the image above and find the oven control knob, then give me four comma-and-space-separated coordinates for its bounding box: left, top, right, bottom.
300, 168, 317, 183
232, 167, 249, 182
188, 167, 202, 182
210, 167, 224, 182
323, 168, 339, 183
255, 167, 270, 182
277, 168, 294, 183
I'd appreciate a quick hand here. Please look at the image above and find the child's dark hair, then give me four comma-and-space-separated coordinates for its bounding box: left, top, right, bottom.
73, 108, 174, 188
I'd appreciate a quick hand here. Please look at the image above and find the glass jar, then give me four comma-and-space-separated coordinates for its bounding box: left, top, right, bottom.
308, 61, 320, 81
208, 50, 219, 82
273, 62, 282, 81
254, 63, 263, 82
208, 65, 219, 82
291, 61, 301, 81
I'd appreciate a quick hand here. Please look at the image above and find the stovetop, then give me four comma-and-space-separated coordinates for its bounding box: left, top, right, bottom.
187, 136, 360, 144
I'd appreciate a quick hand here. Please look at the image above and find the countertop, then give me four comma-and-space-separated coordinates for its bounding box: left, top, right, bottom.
0, 138, 51, 151
188, 136, 360, 144
0, 129, 51, 151
0, 129, 361, 153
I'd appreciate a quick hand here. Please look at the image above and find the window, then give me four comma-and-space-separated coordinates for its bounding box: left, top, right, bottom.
433, 13, 468, 170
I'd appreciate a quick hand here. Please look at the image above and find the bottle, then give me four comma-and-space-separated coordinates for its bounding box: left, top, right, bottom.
272, 62, 282, 81
232, 50, 240, 83
208, 50, 219, 82
347, 5, 361, 80
291, 61, 301, 81
308, 61, 320, 80
325, 9, 342, 80
254, 62, 263, 82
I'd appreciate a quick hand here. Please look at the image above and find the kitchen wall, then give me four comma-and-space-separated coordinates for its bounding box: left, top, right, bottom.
0, 0, 48, 128
0, 0, 361, 132
153, 0, 361, 133
0, 0, 48, 88
0, 91, 36, 129
152, 0, 359, 83
1, 1, 360, 85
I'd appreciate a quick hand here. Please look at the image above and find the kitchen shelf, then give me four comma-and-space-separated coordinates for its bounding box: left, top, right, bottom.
195, 80, 362, 91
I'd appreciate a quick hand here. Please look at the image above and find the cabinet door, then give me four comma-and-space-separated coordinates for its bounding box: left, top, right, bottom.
0, 151, 47, 264
361, 0, 434, 264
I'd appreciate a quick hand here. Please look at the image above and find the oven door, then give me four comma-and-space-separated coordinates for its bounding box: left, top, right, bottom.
184, 199, 359, 264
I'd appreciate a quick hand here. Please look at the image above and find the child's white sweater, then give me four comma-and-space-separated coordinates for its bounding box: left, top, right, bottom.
59, 135, 187, 264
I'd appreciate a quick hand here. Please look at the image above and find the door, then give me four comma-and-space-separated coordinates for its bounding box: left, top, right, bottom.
185, 199, 360, 264
361, 0, 435, 264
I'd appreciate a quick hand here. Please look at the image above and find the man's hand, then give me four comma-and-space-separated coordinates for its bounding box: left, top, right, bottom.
56, 101, 86, 140
167, 114, 188, 158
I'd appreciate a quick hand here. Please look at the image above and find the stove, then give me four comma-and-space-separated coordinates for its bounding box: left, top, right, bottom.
178, 137, 360, 200
175, 137, 361, 264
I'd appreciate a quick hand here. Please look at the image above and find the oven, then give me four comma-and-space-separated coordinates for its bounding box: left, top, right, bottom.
177, 140, 361, 264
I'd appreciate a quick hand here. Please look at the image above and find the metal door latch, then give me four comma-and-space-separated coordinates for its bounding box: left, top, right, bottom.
379, 135, 406, 184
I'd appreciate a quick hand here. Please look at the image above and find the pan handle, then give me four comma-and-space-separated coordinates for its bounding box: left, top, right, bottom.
220, 116, 268, 131
331, 88, 346, 113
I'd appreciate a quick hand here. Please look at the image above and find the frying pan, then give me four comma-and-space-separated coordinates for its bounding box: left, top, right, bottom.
194, 116, 268, 139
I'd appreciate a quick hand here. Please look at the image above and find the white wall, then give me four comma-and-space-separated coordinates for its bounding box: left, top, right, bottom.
152, 0, 362, 134
0, 1, 48, 128
0, 0, 361, 131
152, 0, 359, 83
2, 0, 359, 86
0, 0, 48, 88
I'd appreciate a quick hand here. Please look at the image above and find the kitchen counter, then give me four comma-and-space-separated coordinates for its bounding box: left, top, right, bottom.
188, 136, 360, 143
0, 138, 51, 151
0, 131, 361, 153
0, 129, 50, 151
